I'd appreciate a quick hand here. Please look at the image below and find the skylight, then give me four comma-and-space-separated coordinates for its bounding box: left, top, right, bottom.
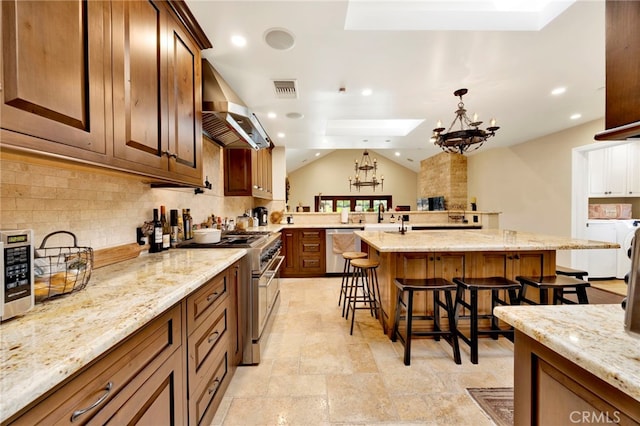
325, 119, 424, 137
344, 0, 576, 31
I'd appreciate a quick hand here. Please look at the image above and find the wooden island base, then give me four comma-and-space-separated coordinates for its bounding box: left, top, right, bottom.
514, 330, 640, 425
368, 249, 556, 337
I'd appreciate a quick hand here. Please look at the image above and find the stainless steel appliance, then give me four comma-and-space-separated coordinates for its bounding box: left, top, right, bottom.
1, 229, 35, 321
178, 230, 283, 364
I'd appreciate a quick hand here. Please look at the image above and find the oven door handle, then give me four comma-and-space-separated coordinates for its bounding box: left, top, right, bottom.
260, 255, 284, 285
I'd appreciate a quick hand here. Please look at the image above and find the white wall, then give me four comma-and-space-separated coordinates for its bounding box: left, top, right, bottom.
467, 118, 606, 265
287, 149, 418, 211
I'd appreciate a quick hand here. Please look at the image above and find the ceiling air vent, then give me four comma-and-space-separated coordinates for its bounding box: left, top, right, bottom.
273, 79, 298, 99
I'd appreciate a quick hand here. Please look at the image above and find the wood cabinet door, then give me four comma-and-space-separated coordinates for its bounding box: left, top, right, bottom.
627, 142, 640, 196
281, 230, 297, 276
166, 11, 202, 182
1, 0, 108, 158
224, 148, 252, 195
605, 0, 640, 130
111, 0, 168, 172
93, 349, 185, 426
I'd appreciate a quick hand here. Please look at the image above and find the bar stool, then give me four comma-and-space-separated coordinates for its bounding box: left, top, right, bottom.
555, 265, 589, 281
453, 276, 521, 364
516, 275, 590, 305
338, 251, 368, 317
392, 255, 461, 365
345, 258, 381, 335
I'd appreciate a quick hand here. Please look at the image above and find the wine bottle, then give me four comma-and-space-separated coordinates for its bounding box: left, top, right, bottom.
160, 205, 170, 250
170, 209, 179, 247
150, 209, 163, 253
182, 209, 192, 240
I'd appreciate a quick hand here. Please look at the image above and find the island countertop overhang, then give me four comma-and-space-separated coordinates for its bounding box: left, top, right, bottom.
354, 229, 620, 252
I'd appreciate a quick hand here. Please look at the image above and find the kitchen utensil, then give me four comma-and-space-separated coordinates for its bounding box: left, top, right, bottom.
193, 229, 221, 244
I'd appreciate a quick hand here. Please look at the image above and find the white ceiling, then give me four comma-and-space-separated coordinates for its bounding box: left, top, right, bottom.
186, 0, 606, 173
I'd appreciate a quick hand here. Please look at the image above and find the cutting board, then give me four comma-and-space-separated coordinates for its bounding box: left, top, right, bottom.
93, 243, 146, 269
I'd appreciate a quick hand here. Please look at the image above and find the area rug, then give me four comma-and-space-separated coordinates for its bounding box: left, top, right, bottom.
466, 387, 514, 426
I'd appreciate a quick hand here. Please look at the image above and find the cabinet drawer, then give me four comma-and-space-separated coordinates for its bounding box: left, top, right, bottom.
191, 336, 229, 425
300, 230, 323, 240
187, 271, 228, 332
11, 305, 182, 425
187, 299, 228, 381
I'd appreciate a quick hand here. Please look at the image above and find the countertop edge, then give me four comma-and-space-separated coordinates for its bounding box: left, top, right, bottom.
494, 304, 640, 403
0, 248, 247, 423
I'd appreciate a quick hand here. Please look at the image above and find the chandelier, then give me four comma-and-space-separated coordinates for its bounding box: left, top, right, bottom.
430, 88, 499, 154
348, 150, 383, 192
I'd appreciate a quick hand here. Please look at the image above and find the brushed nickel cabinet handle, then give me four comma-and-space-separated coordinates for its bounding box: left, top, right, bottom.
208, 378, 221, 395
208, 331, 220, 344
70, 381, 113, 422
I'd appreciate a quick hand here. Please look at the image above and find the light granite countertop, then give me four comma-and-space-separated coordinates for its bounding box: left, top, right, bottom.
355, 228, 620, 252
494, 304, 640, 403
0, 248, 246, 423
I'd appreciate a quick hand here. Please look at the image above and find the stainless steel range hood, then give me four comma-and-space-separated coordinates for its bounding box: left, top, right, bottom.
202, 59, 271, 150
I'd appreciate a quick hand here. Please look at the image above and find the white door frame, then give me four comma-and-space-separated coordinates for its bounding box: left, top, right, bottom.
571, 140, 633, 269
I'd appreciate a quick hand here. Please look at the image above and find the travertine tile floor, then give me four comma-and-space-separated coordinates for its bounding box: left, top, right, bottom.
212, 277, 515, 425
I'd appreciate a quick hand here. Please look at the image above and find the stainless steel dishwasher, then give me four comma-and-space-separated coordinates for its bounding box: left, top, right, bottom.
325, 229, 359, 273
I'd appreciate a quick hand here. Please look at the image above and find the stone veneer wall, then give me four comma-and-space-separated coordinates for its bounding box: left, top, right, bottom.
419, 152, 468, 209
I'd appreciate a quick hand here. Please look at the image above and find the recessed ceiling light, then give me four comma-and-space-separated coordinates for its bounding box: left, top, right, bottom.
394, 152, 400, 156
551, 87, 566, 96
267, 112, 277, 119
315, 152, 320, 157
361, 88, 373, 96
231, 35, 247, 47
277, 132, 285, 138
570, 113, 582, 120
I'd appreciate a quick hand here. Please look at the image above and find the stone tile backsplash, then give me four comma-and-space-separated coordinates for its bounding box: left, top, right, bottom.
0, 141, 257, 250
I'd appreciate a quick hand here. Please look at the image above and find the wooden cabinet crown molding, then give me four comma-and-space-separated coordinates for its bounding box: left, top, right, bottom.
166, 0, 213, 50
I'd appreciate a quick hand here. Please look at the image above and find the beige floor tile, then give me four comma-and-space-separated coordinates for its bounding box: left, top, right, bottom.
212, 277, 515, 425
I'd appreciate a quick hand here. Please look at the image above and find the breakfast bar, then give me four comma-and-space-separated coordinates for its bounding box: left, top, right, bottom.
354, 229, 619, 337
494, 304, 640, 424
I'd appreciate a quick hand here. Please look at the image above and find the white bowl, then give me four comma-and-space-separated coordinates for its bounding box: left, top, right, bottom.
193, 228, 221, 244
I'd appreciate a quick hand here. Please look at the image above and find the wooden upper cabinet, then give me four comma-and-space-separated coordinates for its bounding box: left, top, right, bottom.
1, 0, 209, 186
166, 12, 202, 181
111, 0, 203, 184
596, 0, 640, 140
1, 0, 108, 160
111, 0, 166, 171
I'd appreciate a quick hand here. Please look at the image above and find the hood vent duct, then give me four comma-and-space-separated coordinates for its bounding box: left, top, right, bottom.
201, 59, 271, 150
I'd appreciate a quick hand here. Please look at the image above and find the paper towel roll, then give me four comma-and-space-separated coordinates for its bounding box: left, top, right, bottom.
340, 209, 349, 224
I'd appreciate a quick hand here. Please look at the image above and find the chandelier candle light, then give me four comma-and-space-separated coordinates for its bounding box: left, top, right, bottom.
349, 150, 383, 192
431, 88, 499, 154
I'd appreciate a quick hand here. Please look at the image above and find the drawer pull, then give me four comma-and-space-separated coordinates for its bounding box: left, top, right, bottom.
208, 331, 220, 344
206, 291, 220, 302
207, 378, 221, 395
70, 381, 113, 422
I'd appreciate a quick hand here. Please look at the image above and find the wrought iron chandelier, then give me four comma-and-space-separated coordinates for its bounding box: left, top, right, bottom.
348, 150, 383, 192
430, 88, 499, 154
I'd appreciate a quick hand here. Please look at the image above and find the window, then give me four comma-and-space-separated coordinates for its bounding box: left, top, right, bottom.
314, 195, 393, 212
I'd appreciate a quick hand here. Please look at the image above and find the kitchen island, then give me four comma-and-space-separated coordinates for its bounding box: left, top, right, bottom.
354, 228, 619, 336
494, 304, 640, 425
0, 248, 246, 424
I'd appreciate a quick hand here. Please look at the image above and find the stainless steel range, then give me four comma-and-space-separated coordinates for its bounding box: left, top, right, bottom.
178, 230, 283, 364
